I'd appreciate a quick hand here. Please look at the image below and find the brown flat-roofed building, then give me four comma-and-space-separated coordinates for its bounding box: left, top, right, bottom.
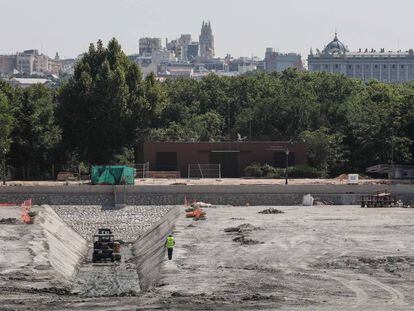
142, 141, 307, 178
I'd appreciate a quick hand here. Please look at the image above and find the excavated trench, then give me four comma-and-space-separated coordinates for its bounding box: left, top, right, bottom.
36, 204, 180, 297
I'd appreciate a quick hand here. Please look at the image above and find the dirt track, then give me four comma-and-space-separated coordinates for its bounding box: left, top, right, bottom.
1, 205, 414, 310
150, 205, 414, 310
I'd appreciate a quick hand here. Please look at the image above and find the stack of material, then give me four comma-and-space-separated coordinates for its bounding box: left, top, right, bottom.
360, 190, 397, 208
185, 205, 206, 220
192, 201, 214, 208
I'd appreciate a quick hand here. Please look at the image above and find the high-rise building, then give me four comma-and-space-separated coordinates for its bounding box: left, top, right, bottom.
199, 21, 215, 60
227, 57, 260, 74
308, 33, 414, 83
187, 42, 199, 61
0, 49, 61, 76
177, 34, 192, 60
16, 50, 36, 75
139, 37, 162, 56
166, 35, 199, 61
0, 55, 17, 76
166, 39, 178, 57
264, 48, 303, 72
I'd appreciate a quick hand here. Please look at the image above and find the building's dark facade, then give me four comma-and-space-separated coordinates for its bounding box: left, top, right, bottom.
264, 48, 303, 72
187, 43, 199, 61
142, 142, 307, 178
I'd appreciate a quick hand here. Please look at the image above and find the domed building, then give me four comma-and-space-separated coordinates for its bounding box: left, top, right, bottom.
308, 33, 414, 83
322, 33, 349, 55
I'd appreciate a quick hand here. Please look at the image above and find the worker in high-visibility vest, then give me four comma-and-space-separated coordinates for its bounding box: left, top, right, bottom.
165, 234, 175, 260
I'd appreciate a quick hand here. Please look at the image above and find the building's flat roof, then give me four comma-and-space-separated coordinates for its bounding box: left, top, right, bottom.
10, 78, 50, 84
145, 141, 300, 144
310, 51, 414, 59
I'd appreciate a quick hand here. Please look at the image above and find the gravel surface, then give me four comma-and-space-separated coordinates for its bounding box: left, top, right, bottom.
52, 205, 174, 243
3, 205, 414, 310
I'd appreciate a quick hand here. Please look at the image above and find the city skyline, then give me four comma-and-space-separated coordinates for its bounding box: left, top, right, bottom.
1, 0, 414, 60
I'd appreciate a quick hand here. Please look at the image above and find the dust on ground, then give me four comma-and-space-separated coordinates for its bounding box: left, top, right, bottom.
1, 177, 396, 187
1, 205, 414, 310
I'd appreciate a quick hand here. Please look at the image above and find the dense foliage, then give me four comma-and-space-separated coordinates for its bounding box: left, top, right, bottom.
1, 39, 413, 179
244, 163, 323, 179
58, 39, 165, 165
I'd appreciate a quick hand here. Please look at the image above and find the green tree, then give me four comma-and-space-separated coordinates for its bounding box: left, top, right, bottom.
160, 78, 200, 126
347, 81, 413, 170
9, 84, 61, 179
0, 91, 14, 180
114, 147, 136, 165
149, 122, 198, 142
149, 111, 224, 142
0, 92, 14, 153
189, 111, 224, 141
58, 39, 163, 164
300, 127, 345, 175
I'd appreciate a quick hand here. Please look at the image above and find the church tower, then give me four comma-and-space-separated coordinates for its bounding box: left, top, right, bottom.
199, 21, 215, 60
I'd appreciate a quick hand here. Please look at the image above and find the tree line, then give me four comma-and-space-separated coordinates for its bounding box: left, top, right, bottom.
1, 38, 413, 179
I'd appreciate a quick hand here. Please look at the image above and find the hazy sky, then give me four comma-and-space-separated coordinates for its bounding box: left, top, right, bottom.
1, 0, 414, 60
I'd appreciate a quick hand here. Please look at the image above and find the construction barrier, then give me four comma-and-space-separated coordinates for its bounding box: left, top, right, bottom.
20, 199, 33, 224
0, 202, 19, 207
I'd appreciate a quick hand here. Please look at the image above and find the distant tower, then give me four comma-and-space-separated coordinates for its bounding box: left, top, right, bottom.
199, 21, 215, 60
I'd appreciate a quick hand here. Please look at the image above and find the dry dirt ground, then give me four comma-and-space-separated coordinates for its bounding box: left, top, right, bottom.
1, 205, 414, 310
2, 177, 394, 187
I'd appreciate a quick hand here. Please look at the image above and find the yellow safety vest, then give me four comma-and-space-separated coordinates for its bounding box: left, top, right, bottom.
166, 236, 175, 248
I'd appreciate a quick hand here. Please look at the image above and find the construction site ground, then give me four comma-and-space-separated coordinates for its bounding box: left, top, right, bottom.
1, 177, 399, 187
1, 205, 414, 310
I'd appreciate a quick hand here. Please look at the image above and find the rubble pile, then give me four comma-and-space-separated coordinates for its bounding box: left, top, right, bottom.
258, 208, 284, 214
225, 223, 263, 245
317, 255, 414, 275
0, 218, 18, 225
233, 236, 264, 245
224, 223, 261, 234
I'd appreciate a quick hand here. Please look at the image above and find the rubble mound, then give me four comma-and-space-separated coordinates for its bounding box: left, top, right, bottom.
259, 208, 284, 214
224, 223, 261, 233
233, 236, 264, 245
0, 218, 18, 225
225, 224, 263, 246
317, 256, 414, 274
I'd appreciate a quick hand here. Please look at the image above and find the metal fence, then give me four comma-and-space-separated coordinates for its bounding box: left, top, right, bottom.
187, 164, 221, 179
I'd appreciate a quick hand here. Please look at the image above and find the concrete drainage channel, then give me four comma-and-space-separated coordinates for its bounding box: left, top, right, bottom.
36, 204, 180, 297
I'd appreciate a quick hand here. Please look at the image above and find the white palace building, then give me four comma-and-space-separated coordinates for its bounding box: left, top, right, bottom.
308, 33, 414, 83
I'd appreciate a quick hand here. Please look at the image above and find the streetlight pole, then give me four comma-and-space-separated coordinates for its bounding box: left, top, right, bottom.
391, 127, 395, 179
285, 149, 290, 185
2, 148, 6, 186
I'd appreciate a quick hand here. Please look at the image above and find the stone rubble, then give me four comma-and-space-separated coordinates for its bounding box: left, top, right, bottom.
224, 223, 261, 234
52, 205, 173, 243
0, 218, 19, 225
258, 208, 284, 214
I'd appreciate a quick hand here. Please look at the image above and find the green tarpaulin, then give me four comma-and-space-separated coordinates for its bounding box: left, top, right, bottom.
91, 166, 135, 185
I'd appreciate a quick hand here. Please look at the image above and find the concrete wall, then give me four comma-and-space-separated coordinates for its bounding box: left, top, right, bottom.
131, 206, 180, 290
37, 205, 89, 280
1, 184, 413, 206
